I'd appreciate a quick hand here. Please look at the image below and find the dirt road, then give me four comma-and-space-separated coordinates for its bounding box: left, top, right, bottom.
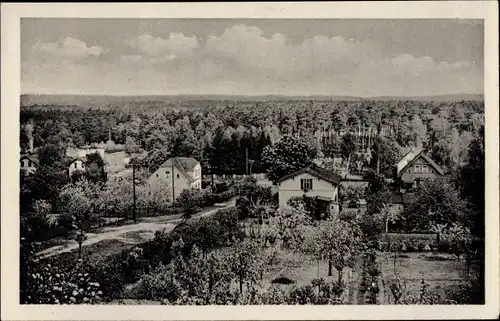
37, 199, 236, 259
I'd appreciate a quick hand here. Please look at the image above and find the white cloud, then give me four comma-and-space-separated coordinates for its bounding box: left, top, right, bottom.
32, 37, 105, 60
125, 33, 199, 58
23, 25, 483, 96
203, 25, 382, 81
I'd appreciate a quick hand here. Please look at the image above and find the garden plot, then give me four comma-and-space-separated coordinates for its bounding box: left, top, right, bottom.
378, 252, 468, 304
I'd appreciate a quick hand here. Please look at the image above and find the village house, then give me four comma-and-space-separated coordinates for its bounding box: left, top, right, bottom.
394, 148, 445, 188
147, 157, 202, 202
277, 164, 342, 215
20, 154, 38, 175
68, 157, 87, 177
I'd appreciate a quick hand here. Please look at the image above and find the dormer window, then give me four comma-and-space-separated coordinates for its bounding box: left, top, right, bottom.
301, 178, 313, 191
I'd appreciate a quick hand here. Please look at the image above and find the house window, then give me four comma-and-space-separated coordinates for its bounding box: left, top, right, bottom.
431, 169, 434, 173
300, 178, 313, 191
414, 165, 420, 173
156, 173, 159, 177
177, 174, 180, 179
166, 171, 170, 174
422, 165, 428, 173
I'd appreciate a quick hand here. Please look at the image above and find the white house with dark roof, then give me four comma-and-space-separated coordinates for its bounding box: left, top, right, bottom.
276, 164, 343, 215
68, 156, 87, 177
147, 157, 202, 202
394, 148, 444, 186
20, 154, 38, 175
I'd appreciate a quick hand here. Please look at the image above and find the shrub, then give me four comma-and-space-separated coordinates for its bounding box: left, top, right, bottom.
287, 285, 317, 305
261, 287, 287, 305
271, 276, 295, 285
382, 233, 437, 252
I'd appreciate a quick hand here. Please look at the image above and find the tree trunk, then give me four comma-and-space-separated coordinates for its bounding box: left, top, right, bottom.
239, 273, 243, 294
393, 252, 398, 274
317, 259, 320, 277
346, 154, 351, 175
78, 243, 83, 259
337, 268, 343, 284
328, 258, 333, 276
385, 218, 389, 234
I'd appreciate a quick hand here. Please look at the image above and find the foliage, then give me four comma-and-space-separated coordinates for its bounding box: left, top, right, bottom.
374, 203, 402, 233
387, 275, 457, 304
177, 189, 201, 220
402, 177, 470, 232
20, 218, 102, 304
267, 207, 311, 249
84, 152, 107, 183
262, 134, 317, 183
58, 179, 102, 222
338, 184, 365, 203
287, 195, 330, 221
456, 125, 484, 238
437, 223, 473, 258
369, 136, 399, 177
236, 179, 275, 220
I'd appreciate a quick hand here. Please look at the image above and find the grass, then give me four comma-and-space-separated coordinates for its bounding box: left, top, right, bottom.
378, 252, 468, 304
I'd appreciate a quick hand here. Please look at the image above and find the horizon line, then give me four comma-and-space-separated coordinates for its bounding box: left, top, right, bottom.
20, 92, 484, 98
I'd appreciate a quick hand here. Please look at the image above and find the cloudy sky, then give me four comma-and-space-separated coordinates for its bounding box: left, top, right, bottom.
21, 19, 483, 97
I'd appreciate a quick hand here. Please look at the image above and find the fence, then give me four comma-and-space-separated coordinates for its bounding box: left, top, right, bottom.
203, 173, 268, 181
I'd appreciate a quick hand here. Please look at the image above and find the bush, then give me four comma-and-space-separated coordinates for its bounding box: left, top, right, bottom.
380, 233, 437, 252
287, 285, 317, 304
271, 276, 295, 285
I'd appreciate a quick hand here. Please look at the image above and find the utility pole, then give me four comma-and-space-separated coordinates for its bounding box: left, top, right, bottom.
245, 147, 249, 175
171, 162, 175, 208
211, 163, 214, 202
132, 162, 137, 223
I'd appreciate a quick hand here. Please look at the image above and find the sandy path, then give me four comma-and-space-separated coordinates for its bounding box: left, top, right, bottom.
38, 199, 236, 259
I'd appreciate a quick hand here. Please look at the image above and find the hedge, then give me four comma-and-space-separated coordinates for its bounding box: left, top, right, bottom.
378, 233, 437, 252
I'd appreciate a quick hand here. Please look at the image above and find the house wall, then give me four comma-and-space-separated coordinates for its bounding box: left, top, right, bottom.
147, 163, 202, 202
69, 160, 85, 177
187, 164, 202, 190
278, 172, 338, 210
400, 156, 439, 183
20, 158, 36, 174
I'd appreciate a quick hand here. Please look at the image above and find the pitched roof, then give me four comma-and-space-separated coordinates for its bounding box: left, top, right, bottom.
157, 157, 200, 183
276, 164, 342, 185
395, 147, 423, 175
397, 150, 445, 177
20, 153, 39, 165
67, 156, 87, 166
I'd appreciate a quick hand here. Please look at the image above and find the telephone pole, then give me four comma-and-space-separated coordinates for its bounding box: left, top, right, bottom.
132, 162, 137, 223
171, 162, 175, 207
245, 147, 249, 175
211, 163, 215, 202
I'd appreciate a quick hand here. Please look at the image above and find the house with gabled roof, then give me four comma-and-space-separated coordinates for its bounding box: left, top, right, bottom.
20, 153, 38, 175
276, 163, 343, 215
147, 157, 202, 202
68, 156, 87, 178
394, 148, 444, 187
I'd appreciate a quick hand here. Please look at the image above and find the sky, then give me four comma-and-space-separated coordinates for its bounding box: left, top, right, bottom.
21, 19, 484, 97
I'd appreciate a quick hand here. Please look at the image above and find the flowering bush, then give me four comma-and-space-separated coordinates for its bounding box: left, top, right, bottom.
23, 258, 102, 304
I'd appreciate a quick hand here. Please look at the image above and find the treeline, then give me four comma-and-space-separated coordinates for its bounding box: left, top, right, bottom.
21, 99, 484, 174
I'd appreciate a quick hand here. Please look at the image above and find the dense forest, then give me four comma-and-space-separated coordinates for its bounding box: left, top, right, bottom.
20, 98, 484, 175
